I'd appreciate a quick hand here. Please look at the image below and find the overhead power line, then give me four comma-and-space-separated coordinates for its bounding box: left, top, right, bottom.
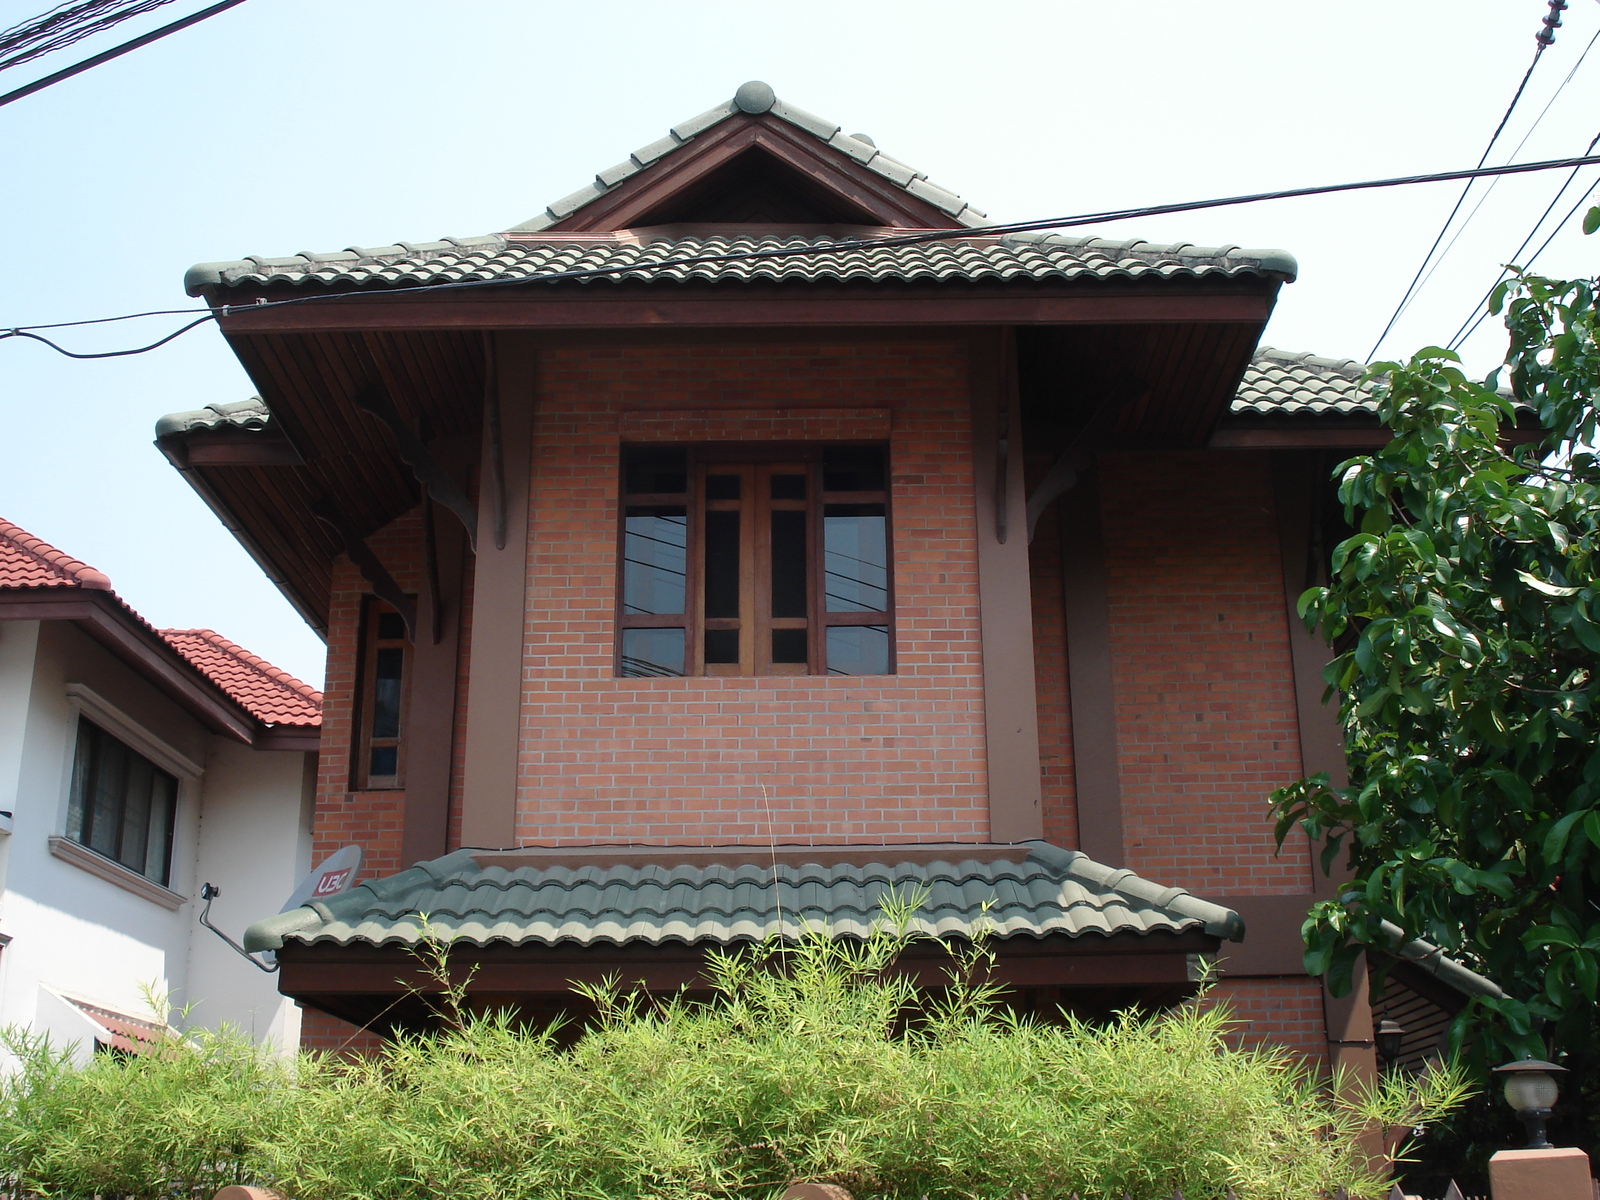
8, 148, 1600, 361
0, 0, 247, 108
0, 0, 178, 74
1366, 0, 1570, 362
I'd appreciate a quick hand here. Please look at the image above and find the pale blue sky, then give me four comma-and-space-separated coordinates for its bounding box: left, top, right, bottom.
4, 0, 1598, 688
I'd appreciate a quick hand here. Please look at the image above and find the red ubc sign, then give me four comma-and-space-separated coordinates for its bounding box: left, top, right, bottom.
312, 868, 353, 898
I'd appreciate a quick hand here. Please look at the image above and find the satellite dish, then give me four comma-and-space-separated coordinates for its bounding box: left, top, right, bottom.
282, 844, 363, 912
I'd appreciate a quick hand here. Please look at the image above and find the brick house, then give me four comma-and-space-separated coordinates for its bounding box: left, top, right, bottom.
162, 82, 1490, 1065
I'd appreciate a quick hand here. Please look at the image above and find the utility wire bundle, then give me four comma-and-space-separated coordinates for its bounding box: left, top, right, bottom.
0, 0, 175, 74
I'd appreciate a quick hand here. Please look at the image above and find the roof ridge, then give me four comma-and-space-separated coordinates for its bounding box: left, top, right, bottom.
0, 515, 112, 590
508, 81, 988, 235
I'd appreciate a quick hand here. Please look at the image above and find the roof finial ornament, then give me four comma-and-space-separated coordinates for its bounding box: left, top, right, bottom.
733, 80, 776, 114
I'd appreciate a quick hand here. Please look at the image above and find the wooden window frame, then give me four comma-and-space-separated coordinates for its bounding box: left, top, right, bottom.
352, 596, 413, 790
616, 442, 895, 678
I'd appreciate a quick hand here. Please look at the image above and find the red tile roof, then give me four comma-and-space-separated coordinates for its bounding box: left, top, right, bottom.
0, 516, 113, 589
160, 629, 323, 727
1, 516, 322, 729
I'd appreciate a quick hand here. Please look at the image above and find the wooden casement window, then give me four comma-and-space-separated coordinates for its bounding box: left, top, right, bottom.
617, 444, 894, 678
353, 599, 412, 789
66, 717, 178, 886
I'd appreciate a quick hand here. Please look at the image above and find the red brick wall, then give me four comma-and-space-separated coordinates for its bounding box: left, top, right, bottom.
298, 1007, 388, 1058
312, 512, 426, 878
511, 338, 989, 846
1201, 977, 1328, 1066
1028, 492, 1077, 848
1099, 450, 1313, 896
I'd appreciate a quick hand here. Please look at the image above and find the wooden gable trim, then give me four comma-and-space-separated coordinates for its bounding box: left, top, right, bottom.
548, 114, 963, 232
0, 589, 259, 743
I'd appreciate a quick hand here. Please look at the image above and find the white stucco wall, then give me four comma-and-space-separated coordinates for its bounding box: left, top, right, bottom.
0, 620, 312, 1064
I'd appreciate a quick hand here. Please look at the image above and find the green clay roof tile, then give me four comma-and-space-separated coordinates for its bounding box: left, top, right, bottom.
242, 841, 1246, 953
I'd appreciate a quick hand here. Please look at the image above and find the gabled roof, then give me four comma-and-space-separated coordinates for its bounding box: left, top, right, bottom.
244, 840, 1245, 952
515, 80, 989, 233
159, 629, 322, 728
0, 516, 321, 739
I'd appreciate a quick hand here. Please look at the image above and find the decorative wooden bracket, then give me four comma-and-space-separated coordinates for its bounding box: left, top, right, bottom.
356, 385, 478, 553
1025, 452, 1079, 544
311, 499, 418, 641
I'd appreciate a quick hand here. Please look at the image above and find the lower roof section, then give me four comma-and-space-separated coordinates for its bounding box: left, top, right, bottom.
246, 840, 1245, 953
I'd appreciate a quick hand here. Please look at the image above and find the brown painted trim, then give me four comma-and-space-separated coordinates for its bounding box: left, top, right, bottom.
1057, 467, 1123, 865
549, 115, 961, 233
1208, 893, 1316, 976
254, 727, 320, 752
275, 928, 1219, 999
0, 591, 259, 743
1211, 427, 1393, 449
1270, 454, 1349, 799
403, 510, 464, 864
968, 329, 1043, 842
458, 333, 534, 849
214, 286, 1279, 336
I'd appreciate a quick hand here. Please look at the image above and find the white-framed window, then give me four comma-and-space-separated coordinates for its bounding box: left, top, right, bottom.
55, 685, 201, 899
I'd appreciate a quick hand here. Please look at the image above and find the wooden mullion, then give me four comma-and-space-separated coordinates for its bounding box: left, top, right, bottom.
619, 613, 685, 628
687, 446, 703, 676
820, 610, 891, 627
740, 463, 760, 677
808, 459, 825, 674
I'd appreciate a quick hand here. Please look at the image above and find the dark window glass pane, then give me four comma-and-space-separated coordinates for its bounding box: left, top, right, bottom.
772, 629, 808, 664
623, 507, 687, 615
369, 745, 399, 778
146, 772, 177, 885
704, 628, 740, 664
625, 447, 688, 495
770, 510, 808, 618
70, 720, 178, 883
620, 627, 686, 678
826, 625, 890, 675
824, 504, 888, 612
823, 446, 886, 492
770, 473, 806, 500
377, 612, 406, 641
67, 718, 94, 843
118, 755, 154, 874
88, 736, 127, 860
372, 647, 405, 739
704, 510, 740, 619
705, 474, 741, 501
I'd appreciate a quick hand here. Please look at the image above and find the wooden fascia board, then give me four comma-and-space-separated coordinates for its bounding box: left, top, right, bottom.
276, 929, 1219, 997
0, 590, 261, 744
213, 283, 1279, 335
551, 115, 960, 232
1211, 422, 1548, 450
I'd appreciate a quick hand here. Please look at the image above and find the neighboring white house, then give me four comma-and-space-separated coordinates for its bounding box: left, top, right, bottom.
0, 517, 320, 1062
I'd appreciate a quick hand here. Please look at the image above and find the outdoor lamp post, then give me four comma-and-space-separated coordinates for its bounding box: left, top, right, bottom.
1375, 1019, 1404, 1066
1493, 1057, 1568, 1149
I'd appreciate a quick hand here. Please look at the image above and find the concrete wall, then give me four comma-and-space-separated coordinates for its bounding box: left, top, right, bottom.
0, 619, 311, 1062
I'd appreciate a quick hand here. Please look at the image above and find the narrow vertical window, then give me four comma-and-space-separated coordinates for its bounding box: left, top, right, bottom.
67, 718, 178, 886
355, 600, 411, 788
616, 444, 893, 678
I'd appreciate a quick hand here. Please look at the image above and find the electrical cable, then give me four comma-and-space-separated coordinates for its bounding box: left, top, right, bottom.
9, 148, 1600, 360
0, 0, 176, 74
1449, 169, 1600, 350
0, 0, 247, 108
1396, 24, 1600, 319
1367, 1, 1568, 361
